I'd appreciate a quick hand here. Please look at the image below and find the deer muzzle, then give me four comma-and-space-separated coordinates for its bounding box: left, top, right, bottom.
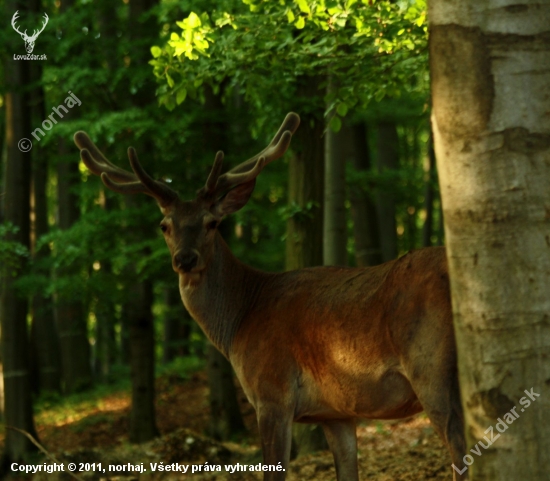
173, 250, 201, 274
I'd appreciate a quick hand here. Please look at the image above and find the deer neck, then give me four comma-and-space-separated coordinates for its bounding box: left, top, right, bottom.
178, 232, 265, 358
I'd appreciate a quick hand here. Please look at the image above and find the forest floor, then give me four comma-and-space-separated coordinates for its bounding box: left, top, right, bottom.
4, 365, 453, 481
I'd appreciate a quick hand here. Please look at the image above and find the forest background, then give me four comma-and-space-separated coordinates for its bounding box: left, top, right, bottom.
0, 0, 444, 472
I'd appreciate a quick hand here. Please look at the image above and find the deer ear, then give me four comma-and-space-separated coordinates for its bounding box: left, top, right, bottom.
213, 179, 256, 217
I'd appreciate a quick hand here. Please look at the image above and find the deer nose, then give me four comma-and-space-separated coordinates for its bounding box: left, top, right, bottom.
174, 251, 198, 273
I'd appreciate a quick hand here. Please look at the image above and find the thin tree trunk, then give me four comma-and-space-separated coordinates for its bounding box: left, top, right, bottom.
28, 38, 61, 394
56, 138, 93, 393
94, 261, 117, 380
162, 286, 191, 362
201, 89, 247, 440
127, 276, 159, 442
430, 1, 550, 478
286, 79, 324, 271
323, 81, 347, 266
375, 121, 399, 261
0, 14, 37, 463
286, 76, 327, 455
55, 0, 93, 394
207, 344, 246, 440
349, 122, 383, 266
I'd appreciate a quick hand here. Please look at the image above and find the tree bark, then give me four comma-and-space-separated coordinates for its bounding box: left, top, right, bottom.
54, 0, 93, 394
0, 16, 38, 463
429, 1, 550, 478
323, 85, 348, 266
349, 122, 383, 266
56, 138, 93, 393
127, 276, 159, 443
375, 121, 399, 261
286, 76, 327, 455
28, 42, 61, 394
285, 79, 324, 271
207, 344, 246, 440
162, 286, 191, 362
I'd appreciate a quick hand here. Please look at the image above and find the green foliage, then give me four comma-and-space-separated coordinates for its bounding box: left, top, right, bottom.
150, 0, 428, 128
0, 223, 29, 277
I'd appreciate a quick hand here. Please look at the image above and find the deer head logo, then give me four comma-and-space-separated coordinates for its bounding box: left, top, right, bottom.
11, 11, 48, 54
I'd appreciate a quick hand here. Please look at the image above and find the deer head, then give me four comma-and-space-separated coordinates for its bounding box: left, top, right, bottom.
11, 11, 48, 54
74, 113, 300, 285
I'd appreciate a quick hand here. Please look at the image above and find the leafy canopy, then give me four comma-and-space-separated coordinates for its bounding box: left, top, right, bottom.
150, 0, 428, 130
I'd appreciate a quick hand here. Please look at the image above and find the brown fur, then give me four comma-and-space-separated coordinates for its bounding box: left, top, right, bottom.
75, 117, 467, 481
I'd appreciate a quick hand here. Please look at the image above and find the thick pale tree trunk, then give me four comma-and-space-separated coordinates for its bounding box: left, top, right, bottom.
430, 1, 550, 479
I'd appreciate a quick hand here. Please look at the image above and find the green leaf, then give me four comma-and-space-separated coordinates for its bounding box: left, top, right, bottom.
187, 12, 202, 29
166, 73, 175, 88
287, 9, 295, 23
329, 115, 342, 132
176, 88, 187, 105
150, 46, 162, 58
336, 102, 348, 116
295, 16, 305, 29
296, 0, 311, 14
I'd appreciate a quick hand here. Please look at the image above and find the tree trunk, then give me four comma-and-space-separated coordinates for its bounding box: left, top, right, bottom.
162, 286, 191, 362
207, 344, 246, 440
54, 0, 93, 394
28, 46, 61, 394
323, 86, 348, 266
127, 277, 159, 443
56, 139, 93, 393
375, 121, 399, 261
286, 76, 327, 455
285, 80, 324, 271
349, 122, 383, 266
94, 260, 117, 380
429, 1, 550, 478
199, 90, 247, 440
0, 21, 38, 464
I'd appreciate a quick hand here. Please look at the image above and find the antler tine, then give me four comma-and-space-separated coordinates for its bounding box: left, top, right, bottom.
75, 131, 136, 183
75, 131, 178, 207
228, 112, 300, 175
205, 151, 225, 193
203, 112, 300, 199
127, 147, 178, 207
100, 173, 154, 196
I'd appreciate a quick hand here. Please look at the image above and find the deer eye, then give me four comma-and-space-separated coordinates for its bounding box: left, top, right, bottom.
206, 220, 217, 230
160, 223, 168, 233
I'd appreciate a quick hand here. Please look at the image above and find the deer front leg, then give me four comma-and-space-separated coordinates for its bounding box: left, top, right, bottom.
257, 405, 293, 481
322, 419, 359, 481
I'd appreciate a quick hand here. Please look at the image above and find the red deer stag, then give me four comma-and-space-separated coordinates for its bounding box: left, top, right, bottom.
74, 113, 467, 481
